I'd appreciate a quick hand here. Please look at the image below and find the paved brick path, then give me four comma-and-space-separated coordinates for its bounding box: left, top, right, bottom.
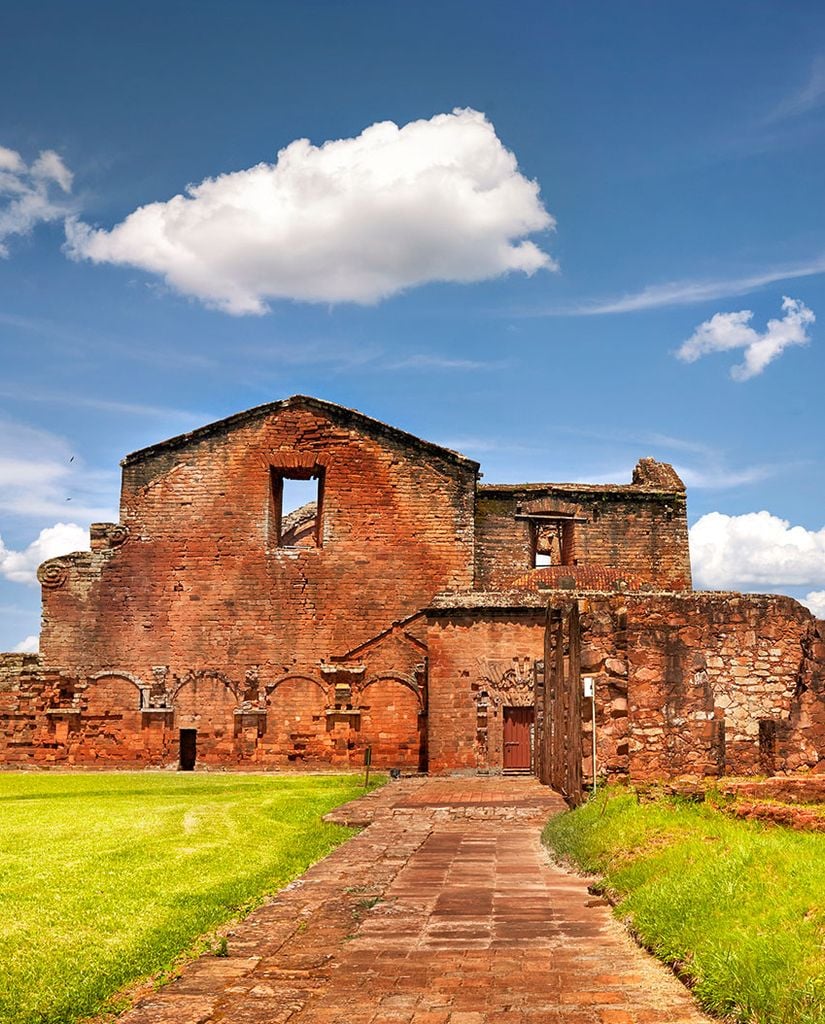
121, 778, 710, 1024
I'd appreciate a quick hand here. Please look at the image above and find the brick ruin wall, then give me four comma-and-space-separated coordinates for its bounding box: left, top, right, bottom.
0, 403, 476, 769
474, 486, 691, 592
426, 608, 546, 774
4, 587, 824, 777
1, 393, 822, 780
424, 593, 825, 780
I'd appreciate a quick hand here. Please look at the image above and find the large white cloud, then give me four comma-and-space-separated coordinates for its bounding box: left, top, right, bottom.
677, 296, 814, 380
802, 591, 825, 618
0, 523, 89, 585
0, 144, 73, 256
690, 511, 825, 590
12, 635, 38, 654
65, 108, 555, 314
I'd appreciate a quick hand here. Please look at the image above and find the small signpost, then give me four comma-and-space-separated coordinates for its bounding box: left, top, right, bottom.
583, 676, 596, 796
364, 745, 372, 789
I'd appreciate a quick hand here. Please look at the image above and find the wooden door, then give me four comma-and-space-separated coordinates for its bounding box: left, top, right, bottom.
503, 707, 533, 769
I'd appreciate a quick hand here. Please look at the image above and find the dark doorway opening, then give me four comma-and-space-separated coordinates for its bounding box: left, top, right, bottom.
503, 706, 533, 770
179, 729, 197, 771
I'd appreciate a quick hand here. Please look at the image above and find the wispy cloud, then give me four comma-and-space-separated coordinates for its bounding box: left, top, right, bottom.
0, 419, 117, 522
0, 311, 220, 372
0, 603, 35, 617
765, 55, 825, 124
676, 464, 775, 489
239, 341, 509, 375
556, 426, 780, 492
0, 386, 207, 422
387, 354, 509, 371
438, 427, 776, 492
438, 436, 537, 455
636, 432, 778, 488
237, 339, 383, 370
539, 257, 825, 316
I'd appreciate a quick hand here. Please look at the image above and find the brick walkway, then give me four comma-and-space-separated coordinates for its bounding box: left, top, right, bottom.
121, 778, 710, 1024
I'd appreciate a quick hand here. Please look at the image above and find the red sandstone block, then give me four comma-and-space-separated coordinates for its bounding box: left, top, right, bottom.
598, 1011, 637, 1024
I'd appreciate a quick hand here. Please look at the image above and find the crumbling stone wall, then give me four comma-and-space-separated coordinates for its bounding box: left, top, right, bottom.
780, 615, 825, 772
571, 592, 825, 782
0, 654, 47, 766
578, 599, 631, 780
625, 593, 819, 778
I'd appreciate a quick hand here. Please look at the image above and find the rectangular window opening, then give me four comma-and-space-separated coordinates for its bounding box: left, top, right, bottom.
271, 467, 324, 548
532, 519, 575, 568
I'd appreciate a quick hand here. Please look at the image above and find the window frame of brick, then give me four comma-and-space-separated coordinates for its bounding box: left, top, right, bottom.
530, 516, 576, 568
270, 466, 325, 549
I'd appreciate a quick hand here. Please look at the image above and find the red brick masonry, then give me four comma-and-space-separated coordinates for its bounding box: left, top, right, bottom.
1, 396, 823, 778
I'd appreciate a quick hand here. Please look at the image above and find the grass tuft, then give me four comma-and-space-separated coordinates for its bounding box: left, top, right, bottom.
543, 788, 825, 1024
0, 771, 382, 1024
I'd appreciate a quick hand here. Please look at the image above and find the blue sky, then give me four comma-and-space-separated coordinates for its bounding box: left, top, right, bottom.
2, 1, 825, 650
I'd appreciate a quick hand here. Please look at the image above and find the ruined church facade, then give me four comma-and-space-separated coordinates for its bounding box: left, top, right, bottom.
1, 396, 823, 780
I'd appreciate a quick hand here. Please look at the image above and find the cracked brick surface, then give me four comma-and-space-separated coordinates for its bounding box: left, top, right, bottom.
117, 778, 710, 1024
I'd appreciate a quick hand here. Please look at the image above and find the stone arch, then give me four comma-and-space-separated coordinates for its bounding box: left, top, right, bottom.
360, 672, 422, 706
359, 674, 424, 769
264, 672, 328, 698
171, 669, 240, 704
172, 671, 240, 756
262, 673, 329, 763
73, 672, 147, 763
85, 672, 146, 713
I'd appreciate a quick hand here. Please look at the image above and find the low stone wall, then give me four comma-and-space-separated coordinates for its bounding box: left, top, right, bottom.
728, 799, 825, 831
569, 591, 825, 783
721, 776, 825, 803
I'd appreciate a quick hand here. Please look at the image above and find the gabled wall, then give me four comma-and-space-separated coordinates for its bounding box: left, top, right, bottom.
40, 401, 476, 681
5, 400, 476, 768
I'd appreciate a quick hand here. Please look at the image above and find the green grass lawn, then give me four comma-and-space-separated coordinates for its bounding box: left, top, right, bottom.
0, 771, 380, 1024
543, 788, 825, 1024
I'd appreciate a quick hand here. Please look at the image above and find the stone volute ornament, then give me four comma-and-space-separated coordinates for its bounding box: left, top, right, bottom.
37, 559, 69, 589
89, 523, 130, 550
